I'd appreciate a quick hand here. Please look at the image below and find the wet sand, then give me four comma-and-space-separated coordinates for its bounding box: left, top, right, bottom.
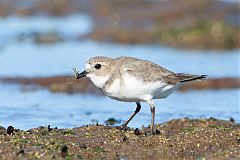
0, 118, 239, 159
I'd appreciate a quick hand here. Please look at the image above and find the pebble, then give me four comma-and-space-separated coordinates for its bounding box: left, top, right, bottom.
134, 128, 141, 135
7, 126, 14, 135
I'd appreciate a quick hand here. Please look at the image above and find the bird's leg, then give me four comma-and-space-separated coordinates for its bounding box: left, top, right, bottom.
122, 102, 141, 127
147, 100, 156, 134
150, 106, 155, 134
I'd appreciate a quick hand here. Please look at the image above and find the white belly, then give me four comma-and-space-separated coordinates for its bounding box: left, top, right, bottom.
105, 74, 179, 102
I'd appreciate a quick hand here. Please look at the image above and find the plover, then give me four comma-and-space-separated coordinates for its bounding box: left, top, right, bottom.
73, 56, 206, 134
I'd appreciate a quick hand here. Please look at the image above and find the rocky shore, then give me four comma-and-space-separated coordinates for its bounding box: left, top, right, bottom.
0, 118, 239, 159
89, 0, 240, 50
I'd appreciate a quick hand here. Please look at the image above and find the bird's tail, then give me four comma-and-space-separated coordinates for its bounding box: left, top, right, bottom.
177, 74, 207, 83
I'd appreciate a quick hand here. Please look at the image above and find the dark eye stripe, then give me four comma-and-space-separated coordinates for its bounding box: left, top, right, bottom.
95, 64, 101, 69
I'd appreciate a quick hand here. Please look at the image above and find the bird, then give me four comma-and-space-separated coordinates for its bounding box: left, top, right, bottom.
73, 56, 206, 134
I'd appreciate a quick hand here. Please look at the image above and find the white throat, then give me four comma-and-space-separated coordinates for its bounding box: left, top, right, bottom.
87, 74, 109, 89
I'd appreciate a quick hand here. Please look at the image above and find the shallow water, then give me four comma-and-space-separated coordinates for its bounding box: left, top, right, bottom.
0, 41, 239, 78
0, 15, 239, 78
0, 14, 239, 129
0, 14, 92, 44
0, 83, 239, 130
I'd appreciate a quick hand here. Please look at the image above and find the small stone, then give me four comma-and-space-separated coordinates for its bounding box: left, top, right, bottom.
61, 145, 68, 157
48, 125, 53, 132
39, 126, 44, 129
80, 144, 87, 149
122, 135, 128, 141
105, 118, 120, 125
0, 126, 6, 135
134, 128, 141, 135
7, 126, 14, 135
209, 117, 217, 121
16, 149, 24, 156
229, 117, 235, 123
155, 129, 161, 135
144, 131, 152, 136
236, 138, 240, 144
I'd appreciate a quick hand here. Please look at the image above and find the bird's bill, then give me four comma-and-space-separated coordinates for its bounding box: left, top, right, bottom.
72, 67, 88, 80
74, 70, 87, 79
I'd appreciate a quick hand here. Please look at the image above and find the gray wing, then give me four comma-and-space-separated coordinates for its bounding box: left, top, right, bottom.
115, 57, 206, 84
116, 57, 174, 82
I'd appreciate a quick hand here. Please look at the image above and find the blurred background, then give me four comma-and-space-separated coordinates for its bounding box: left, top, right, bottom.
0, 0, 239, 129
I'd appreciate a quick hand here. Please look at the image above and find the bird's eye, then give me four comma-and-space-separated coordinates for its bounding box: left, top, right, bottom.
94, 64, 101, 69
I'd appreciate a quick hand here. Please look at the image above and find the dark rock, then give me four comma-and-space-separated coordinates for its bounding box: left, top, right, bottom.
155, 129, 161, 135
209, 117, 217, 121
122, 135, 128, 141
48, 125, 53, 131
16, 149, 24, 156
61, 145, 68, 157
0, 126, 6, 135
80, 144, 87, 149
134, 128, 141, 135
229, 117, 235, 123
105, 118, 120, 125
236, 138, 240, 144
6, 126, 14, 135
39, 126, 45, 129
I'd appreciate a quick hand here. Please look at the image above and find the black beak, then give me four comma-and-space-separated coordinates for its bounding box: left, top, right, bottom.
76, 70, 87, 79
73, 68, 87, 80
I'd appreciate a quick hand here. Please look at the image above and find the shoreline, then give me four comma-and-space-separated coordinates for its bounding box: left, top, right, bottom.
0, 118, 239, 159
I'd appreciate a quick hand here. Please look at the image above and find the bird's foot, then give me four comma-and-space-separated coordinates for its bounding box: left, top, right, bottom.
116, 124, 130, 131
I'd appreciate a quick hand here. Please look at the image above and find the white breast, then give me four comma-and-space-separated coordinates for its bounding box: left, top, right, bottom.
105, 78, 121, 99
87, 74, 110, 89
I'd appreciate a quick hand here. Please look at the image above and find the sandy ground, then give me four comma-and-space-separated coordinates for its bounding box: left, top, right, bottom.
0, 118, 239, 159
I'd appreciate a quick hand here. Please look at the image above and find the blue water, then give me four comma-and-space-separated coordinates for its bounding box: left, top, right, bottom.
0, 83, 239, 130
0, 14, 92, 44
0, 41, 239, 78
0, 14, 239, 129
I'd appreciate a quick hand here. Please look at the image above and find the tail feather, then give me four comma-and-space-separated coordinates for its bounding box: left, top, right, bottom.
178, 74, 207, 83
